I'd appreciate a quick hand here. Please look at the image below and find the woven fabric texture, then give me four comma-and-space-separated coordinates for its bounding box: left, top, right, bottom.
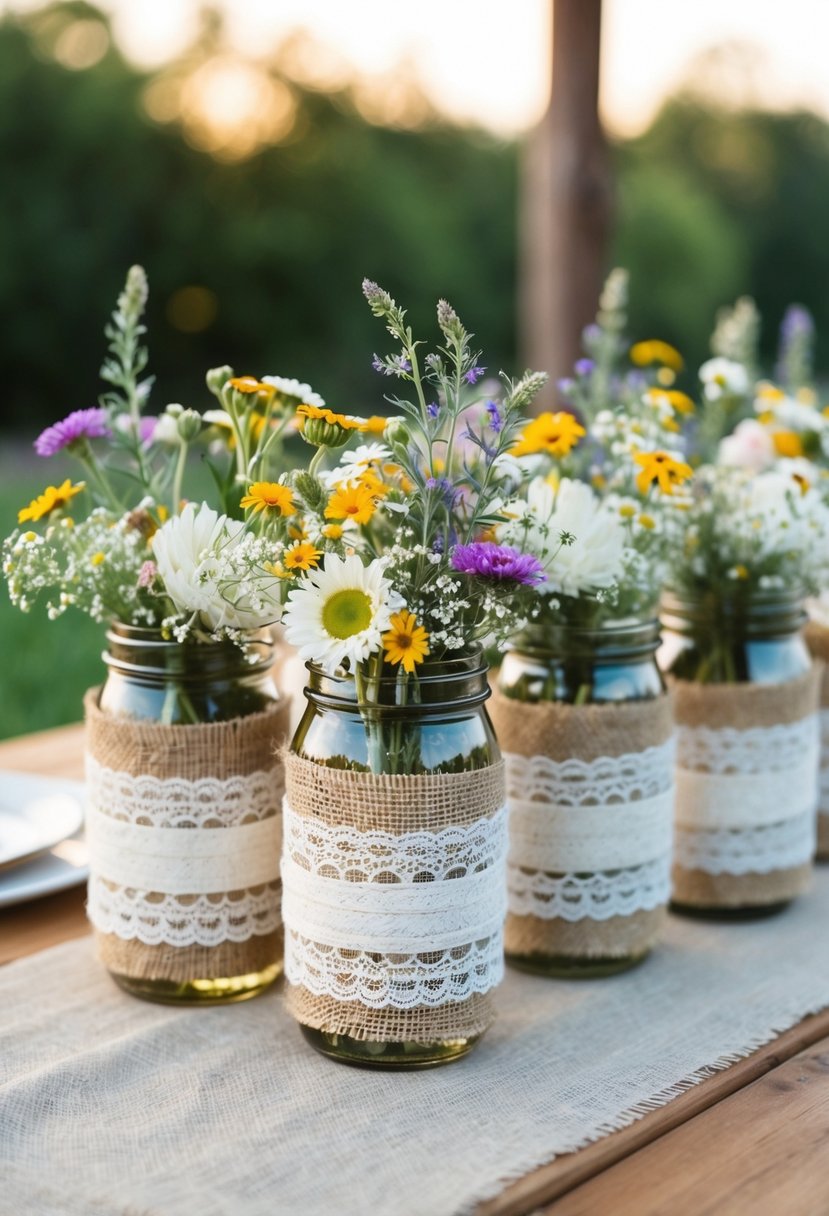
6, 871, 829, 1215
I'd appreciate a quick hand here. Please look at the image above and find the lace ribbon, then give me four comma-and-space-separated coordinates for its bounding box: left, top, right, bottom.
503, 741, 675, 923
820, 708, 829, 817
85, 756, 282, 946
674, 716, 819, 874
282, 799, 508, 1008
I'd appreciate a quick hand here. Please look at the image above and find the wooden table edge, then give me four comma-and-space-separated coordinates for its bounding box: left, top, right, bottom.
476, 1008, 829, 1215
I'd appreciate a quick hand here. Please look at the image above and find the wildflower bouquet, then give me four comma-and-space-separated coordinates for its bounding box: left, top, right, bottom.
254, 280, 551, 715
495, 269, 693, 633
2, 266, 324, 642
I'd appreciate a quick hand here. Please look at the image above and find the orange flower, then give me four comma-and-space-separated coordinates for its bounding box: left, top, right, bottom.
325, 483, 378, 525
634, 451, 693, 496
18, 479, 85, 524
511, 412, 585, 458
382, 611, 430, 674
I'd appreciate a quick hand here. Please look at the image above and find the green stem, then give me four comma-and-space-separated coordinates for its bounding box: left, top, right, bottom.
171, 440, 189, 515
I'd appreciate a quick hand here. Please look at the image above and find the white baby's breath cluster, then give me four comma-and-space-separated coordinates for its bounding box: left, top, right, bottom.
675, 465, 829, 596
3, 506, 164, 625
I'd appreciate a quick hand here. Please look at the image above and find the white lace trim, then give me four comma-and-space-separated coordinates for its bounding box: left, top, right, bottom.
85, 756, 282, 827
674, 812, 816, 876
285, 929, 504, 1010
503, 746, 674, 922
282, 800, 507, 1007
85, 755, 282, 946
674, 717, 819, 872
505, 740, 675, 806
85, 804, 281, 894
675, 717, 818, 775
88, 875, 281, 947
507, 857, 671, 922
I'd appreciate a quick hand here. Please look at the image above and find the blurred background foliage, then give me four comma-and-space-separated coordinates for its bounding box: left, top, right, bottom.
3, 0, 829, 735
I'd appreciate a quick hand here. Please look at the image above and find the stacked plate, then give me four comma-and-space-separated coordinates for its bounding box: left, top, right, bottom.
0, 772, 88, 907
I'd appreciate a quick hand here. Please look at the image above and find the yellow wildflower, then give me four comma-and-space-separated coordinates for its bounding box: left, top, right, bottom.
629, 340, 684, 372
511, 411, 586, 458
638, 514, 656, 530
773, 431, 804, 458
91, 552, 106, 566
18, 479, 85, 524
646, 389, 695, 416
228, 376, 271, 394
382, 611, 430, 674
239, 482, 297, 516
634, 451, 693, 496
325, 483, 378, 525
734, 565, 750, 580
322, 523, 345, 540
283, 541, 322, 572
618, 504, 636, 518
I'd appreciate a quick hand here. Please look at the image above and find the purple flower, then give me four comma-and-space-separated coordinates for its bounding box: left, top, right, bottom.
138, 416, 158, 446
426, 401, 440, 419
450, 541, 546, 586
557, 377, 576, 395
426, 476, 459, 507
464, 365, 486, 385
372, 354, 385, 373
575, 358, 594, 376
781, 304, 814, 341
35, 408, 110, 457
485, 400, 503, 432
582, 323, 601, 344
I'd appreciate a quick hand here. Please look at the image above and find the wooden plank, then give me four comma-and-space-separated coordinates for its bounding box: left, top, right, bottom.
546, 1034, 829, 1216
476, 1009, 829, 1216
0, 885, 89, 964
0, 722, 85, 780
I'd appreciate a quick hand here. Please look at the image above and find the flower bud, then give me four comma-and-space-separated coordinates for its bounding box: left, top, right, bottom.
206, 365, 234, 397
294, 471, 327, 512
383, 417, 410, 457
176, 409, 203, 443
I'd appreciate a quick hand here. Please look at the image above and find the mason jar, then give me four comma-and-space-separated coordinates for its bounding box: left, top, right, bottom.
660, 590, 819, 915
282, 651, 507, 1069
85, 623, 287, 1004
804, 619, 829, 861
490, 618, 674, 978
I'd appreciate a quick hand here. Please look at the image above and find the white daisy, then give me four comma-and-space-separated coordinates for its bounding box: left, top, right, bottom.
699, 357, 749, 401
261, 375, 326, 410
340, 443, 391, 468
282, 553, 403, 673
153, 503, 282, 631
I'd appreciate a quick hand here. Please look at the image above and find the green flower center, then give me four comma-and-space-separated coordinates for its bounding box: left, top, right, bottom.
322, 589, 373, 640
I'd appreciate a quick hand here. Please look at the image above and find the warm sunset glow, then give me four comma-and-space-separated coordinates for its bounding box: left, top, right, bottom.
7, 0, 829, 139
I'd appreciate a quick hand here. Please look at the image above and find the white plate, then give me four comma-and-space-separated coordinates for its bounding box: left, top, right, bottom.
0, 774, 88, 908
0, 771, 85, 868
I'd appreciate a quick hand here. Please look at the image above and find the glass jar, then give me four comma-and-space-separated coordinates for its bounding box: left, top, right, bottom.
88, 622, 284, 1004
284, 651, 504, 1069
803, 619, 829, 861
493, 618, 673, 979
660, 589, 817, 916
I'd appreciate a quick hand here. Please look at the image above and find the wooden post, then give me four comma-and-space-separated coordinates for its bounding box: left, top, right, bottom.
520, 0, 612, 410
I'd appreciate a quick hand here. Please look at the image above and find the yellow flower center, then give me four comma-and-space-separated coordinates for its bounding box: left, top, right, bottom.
322, 589, 373, 640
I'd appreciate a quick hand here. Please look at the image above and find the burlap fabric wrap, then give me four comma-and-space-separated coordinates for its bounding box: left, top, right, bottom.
671, 666, 821, 908
805, 624, 829, 860
282, 753, 508, 1042
488, 690, 675, 962
84, 689, 291, 985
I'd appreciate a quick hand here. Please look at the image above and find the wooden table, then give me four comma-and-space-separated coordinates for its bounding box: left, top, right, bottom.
3, 724, 829, 1216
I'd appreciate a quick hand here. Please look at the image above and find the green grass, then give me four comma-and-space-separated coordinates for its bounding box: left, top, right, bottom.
0, 450, 112, 740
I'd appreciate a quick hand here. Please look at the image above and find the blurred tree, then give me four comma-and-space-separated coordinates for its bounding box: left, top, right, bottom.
0, 3, 518, 429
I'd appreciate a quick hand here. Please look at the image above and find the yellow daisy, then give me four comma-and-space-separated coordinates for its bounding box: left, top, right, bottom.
773, 431, 804, 458
228, 376, 272, 394
18, 479, 85, 524
382, 611, 430, 674
283, 540, 322, 572
511, 412, 586, 458
634, 451, 693, 496
325, 482, 378, 525
629, 340, 684, 372
239, 482, 296, 516
646, 389, 695, 416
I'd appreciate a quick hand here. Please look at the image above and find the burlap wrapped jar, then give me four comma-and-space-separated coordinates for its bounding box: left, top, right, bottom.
661, 591, 820, 913
804, 621, 829, 861
281, 653, 507, 1069
491, 620, 674, 978
84, 625, 291, 1003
